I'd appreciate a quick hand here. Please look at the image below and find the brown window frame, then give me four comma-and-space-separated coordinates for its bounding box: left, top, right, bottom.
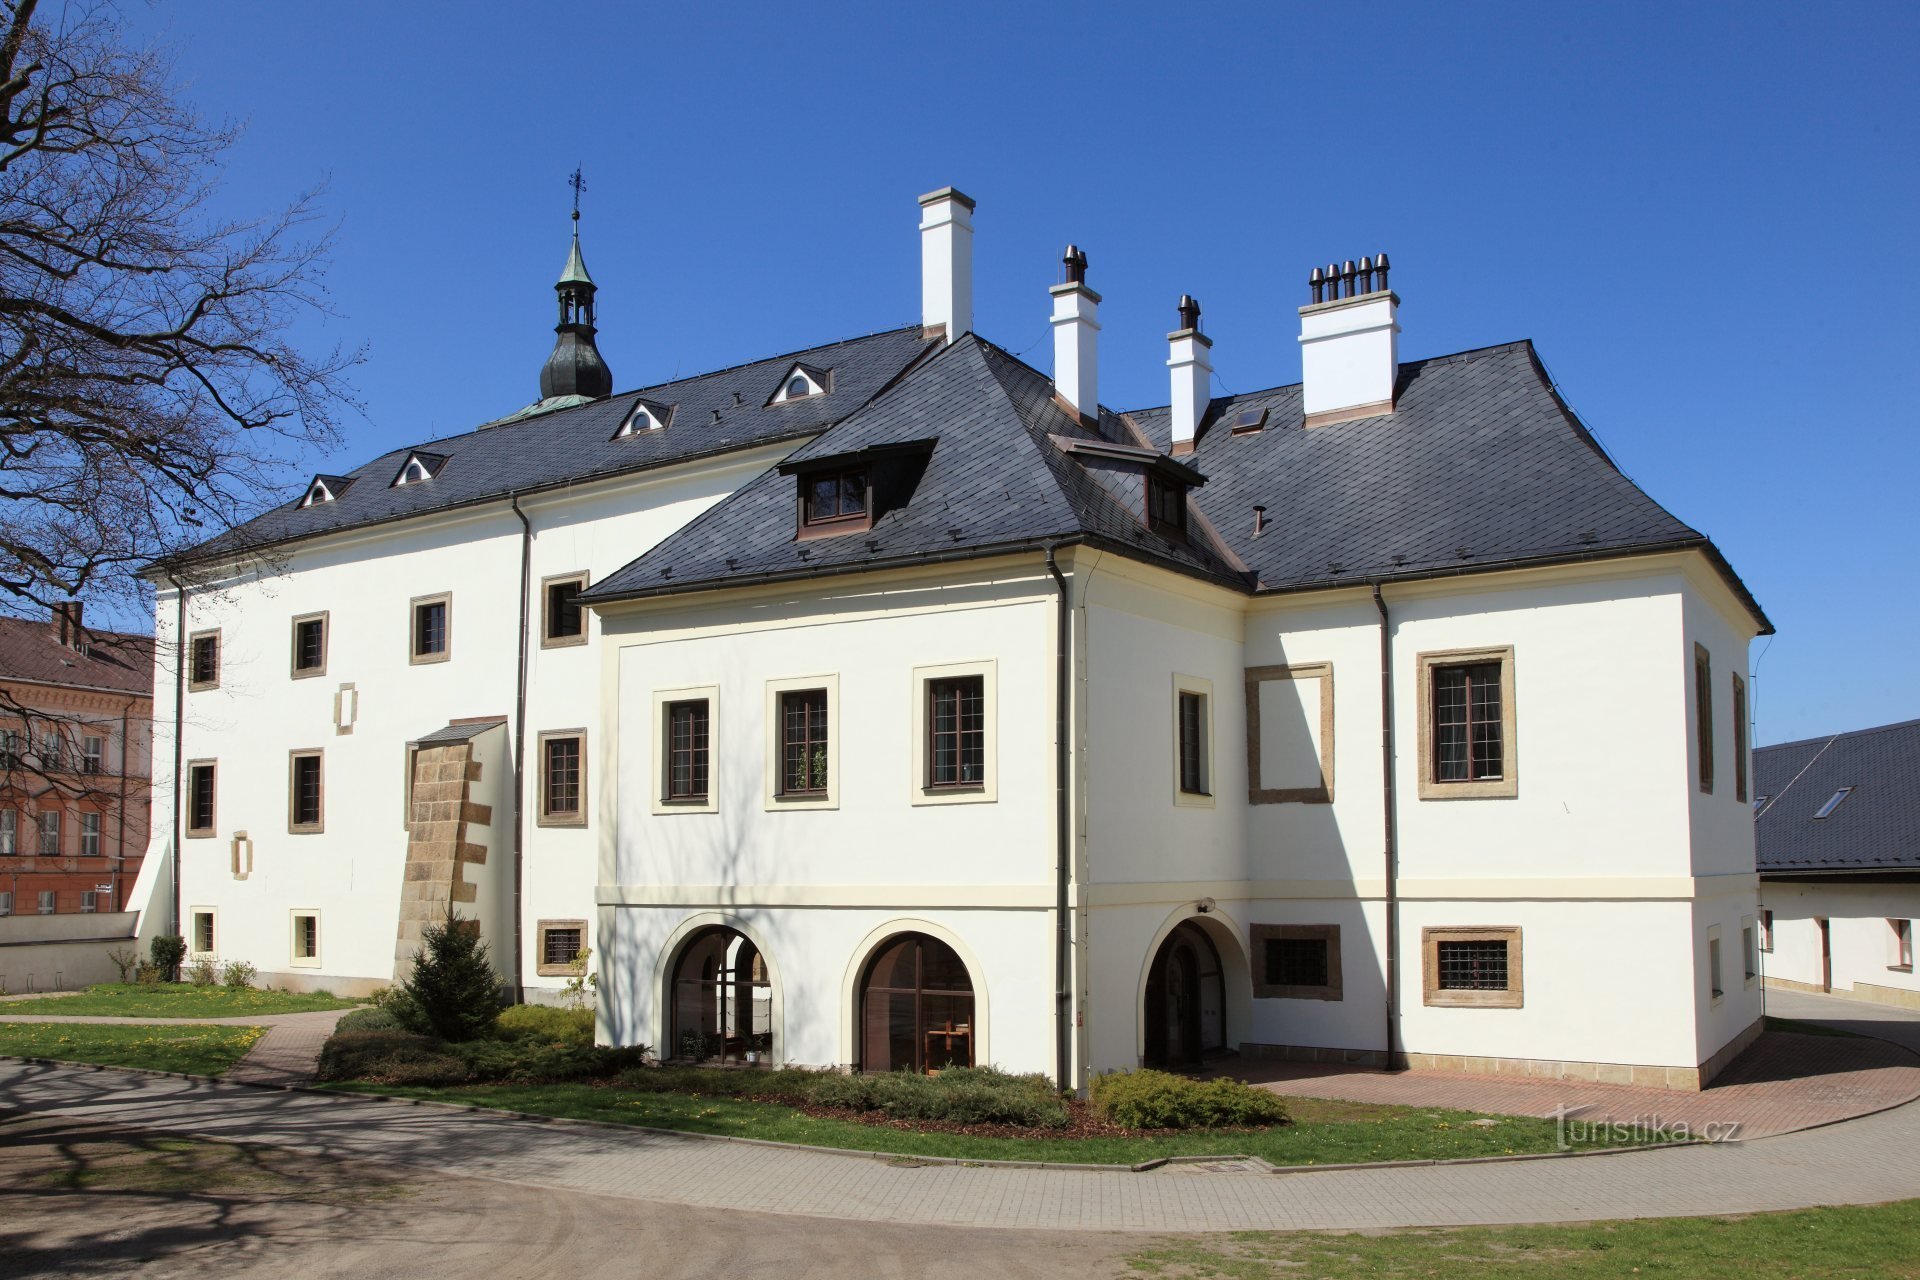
1177, 689, 1210, 796
926, 676, 986, 790
536, 919, 588, 977
410, 592, 452, 665
185, 759, 218, 838
1250, 923, 1343, 1001
796, 467, 871, 537
291, 611, 329, 678
538, 729, 587, 827
188, 629, 221, 691
1416, 647, 1518, 800
1422, 926, 1523, 1008
1732, 670, 1749, 804
1146, 473, 1187, 537
662, 700, 710, 804
1695, 643, 1714, 794
288, 749, 325, 833
778, 688, 830, 796
541, 572, 589, 649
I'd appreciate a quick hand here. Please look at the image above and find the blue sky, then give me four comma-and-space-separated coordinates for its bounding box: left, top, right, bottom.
121, 1, 1916, 745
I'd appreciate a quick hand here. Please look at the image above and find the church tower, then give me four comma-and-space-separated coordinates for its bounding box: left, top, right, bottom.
538, 185, 614, 401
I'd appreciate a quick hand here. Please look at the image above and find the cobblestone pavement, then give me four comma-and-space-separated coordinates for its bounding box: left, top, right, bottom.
0, 1008, 351, 1086
1238, 1027, 1920, 1140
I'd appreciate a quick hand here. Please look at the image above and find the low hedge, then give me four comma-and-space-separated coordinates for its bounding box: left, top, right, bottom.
808, 1066, 1070, 1128
494, 1003, 594, 1045
315, 1028, 646, 1086
1089, 1069, 1290, 1130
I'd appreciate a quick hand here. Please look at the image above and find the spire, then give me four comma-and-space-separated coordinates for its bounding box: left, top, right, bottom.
539, 168, 613, 401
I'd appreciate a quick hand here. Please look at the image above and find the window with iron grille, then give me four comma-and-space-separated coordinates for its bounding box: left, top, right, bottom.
290, 753, 323, 830
189, 632, 220, 687
80, 811, 100, 856
543, 734, 583, 820
37, 810, 60, 855
664, 701, 710, 802
292, 615, 326, 675
295, 914, 319, 961
82, 736, 104, 775
193, 911, 214, 953
544, 576, 586, 644
1177, 690, 1209, 795
412, 596, 450, 661
187, 762, 216, 835
543, 925, 584, 968
1436, 939, 1509, 990
1265, 937, 1329, 988
928, 677, 985, 788
1694, 645, 1714, 794
799, 467, 868, 532
1147, 474, 1187, 537
1433, 662, 1503, 783
780, 690, 829, 794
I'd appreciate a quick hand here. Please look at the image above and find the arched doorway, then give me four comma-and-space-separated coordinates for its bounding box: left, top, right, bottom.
858, 932, 975, 1073
1144, 920, 1226, 1069
669, 927, 773, 1064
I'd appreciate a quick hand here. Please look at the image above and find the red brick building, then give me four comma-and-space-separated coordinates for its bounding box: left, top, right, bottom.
0, 606, 152, 917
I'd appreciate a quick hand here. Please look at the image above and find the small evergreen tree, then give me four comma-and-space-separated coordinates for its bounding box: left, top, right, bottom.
402, 908, 501, 1041
148, 934, 186, 983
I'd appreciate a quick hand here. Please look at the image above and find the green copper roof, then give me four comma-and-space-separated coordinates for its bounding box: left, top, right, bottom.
559, 231, 593, 286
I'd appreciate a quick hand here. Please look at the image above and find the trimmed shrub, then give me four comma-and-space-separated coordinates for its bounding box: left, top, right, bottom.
400, 912, 501, 1042
800, 1066, 1069, 1128
495, 1003, 593, 1046
333, 1006, 406, 1035
1089, 1070, 1290, 1130
149, 935, 186, 983
316, 1030, 468, 1085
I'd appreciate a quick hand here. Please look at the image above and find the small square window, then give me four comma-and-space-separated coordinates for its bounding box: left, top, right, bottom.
188, 630, 221, 690
1251, 924, 1343, 1001
1423, 927, 1523, 1008
539, 731, 586, 825
537, 919, 588, 976
664, 701, 710, 803
799, 468, 869, 532
410, 594, 451, 664
192, 910, 216, 954
186, 761, 217, 836
289, 751, 324, 832
542, 574, 588, 647
291, 613, 328, 677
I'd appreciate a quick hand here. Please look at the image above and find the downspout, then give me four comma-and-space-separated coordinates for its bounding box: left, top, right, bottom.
1372, 583, 1400, 1069
510, 496, 533, 1004
1044, 544, 1072, 1092
164, 574, 186, 941
114, 697, 131, 912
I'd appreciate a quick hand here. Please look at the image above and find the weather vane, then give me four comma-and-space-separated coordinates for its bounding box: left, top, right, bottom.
569, 166, 586, 223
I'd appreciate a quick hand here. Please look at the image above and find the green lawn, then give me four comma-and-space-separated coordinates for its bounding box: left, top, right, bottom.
2, 983, 359, 1018
1122, 1199, 1920, 1278
319, 1080, 1648, 1167
0, 1022, 265, 1075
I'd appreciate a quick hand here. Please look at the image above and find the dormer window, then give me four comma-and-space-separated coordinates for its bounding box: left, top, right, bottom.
802, 467, 868, 531
614, 398, 673, 438
297, 475, 353, 509
770, 363, 830, 404
392, 451, 446, 488
1147, 473, 1187, 537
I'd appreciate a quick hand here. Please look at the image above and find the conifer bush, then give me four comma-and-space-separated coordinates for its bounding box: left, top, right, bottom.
400, 910, 502, 1042
1089, 1069, 1290, 1130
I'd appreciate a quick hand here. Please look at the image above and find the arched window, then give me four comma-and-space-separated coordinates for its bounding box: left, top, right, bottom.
670, 927, 772, 1064
858, 932, 974, 1073
786, 375, 812, 399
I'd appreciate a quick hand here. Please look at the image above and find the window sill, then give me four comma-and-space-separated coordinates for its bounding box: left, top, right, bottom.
1889, 965, 1914, 974
1253, 985, 1343, 1002
769, 790, 836, 811
1424, 989, 1524, 1009
1419, 777, 1518, 801
536, 813, 588, 829
288, 824, 324, 836
184, 830, 216, 840
915, 783, 994, 807
534, 963, 581, 978
409, 651, 450, 666
291, 668, 327, 680
541, 633, 589, 650
1173, 787, 1216, 810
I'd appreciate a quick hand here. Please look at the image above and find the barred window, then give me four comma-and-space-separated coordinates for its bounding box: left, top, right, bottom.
292, 615, 327, 674
543, 735, 583, 820
543, 925, 584, 968
1433, 662, 1503, 783
411, 596, 450, 661
1436, 939, 1509, 991
665, 701, 710, 802
295, 914, 320, 961
1265, 937, 1329, 989
544, 576, 586, 644
780, 689, 829, 795
190, 632, 220, 687
928, 677, 985, 788
290, 752, 323, 830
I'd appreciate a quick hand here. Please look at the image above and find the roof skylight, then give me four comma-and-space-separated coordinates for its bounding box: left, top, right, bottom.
1812, 787, 1854, 819
1230, 407, 1268, 434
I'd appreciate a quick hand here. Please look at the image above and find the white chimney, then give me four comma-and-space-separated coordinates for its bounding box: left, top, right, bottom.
1050, 244, 1099, 423
1167, 294, 1212, 454
918, 187, 975, 342
1298, 254, 1399, 428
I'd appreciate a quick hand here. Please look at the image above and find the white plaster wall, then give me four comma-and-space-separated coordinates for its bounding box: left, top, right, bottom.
1760, 880, 1920, 1000
1681, 569, 1764, 879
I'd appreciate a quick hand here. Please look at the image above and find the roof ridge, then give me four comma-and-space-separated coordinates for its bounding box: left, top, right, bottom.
1119, 338, 1538, 416
1758, 717, 1920, 753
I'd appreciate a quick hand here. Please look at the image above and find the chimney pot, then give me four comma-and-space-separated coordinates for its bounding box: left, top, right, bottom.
1309, 266, 1325, 304
1062, 244, 1087, 285
1177, 294, 1201, 332
1375, 251, 1390, 291
1359, 255, 1375, 293
1299, 251, 1400, 426
1049, 249, 1101, 422
918, 187, 976, 343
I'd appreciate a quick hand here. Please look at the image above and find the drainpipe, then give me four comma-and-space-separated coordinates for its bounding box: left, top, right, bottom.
509, 496, 533, 1004
114, 697, 131, 912
1372, 583, 1400, 1068
165, 574, 187, 941
1044, 544, 1072, 1092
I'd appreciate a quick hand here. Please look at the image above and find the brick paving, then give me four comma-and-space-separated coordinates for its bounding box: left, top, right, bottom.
1239, 1028, 1920, 1140
0, 1007, 351, 1085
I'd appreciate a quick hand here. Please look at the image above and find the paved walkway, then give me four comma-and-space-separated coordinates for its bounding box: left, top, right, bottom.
0, 1007, 351, 1086
1239, 1026, 1920, 1140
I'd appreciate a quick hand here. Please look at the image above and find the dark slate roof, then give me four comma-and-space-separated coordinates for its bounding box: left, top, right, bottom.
173, 326, 937, 564
1755, 720, 1920, 873
585, 336, 1245, 603
1129, 341, 1768, 627
416, 717, 507, 747
0, 616, 154, 698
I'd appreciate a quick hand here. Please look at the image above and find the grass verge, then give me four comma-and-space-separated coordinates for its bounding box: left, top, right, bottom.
0, 1022, 265, 1075
1122, 1199, 1920, 1278
1, 983, 360, 1018
318, 1079, 1650, 1166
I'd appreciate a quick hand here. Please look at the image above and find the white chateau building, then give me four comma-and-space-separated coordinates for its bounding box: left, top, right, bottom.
139, 189, 1772, 1090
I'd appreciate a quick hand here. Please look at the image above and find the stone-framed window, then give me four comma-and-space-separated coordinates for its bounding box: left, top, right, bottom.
410, 592, 452, 665
291, 910, 321, 968
538, 730, 587, 827
1694, 643, 1714, 795
185, 760, 217, 838
1250, 923, 1343, 1001
1422, 926, 1523, 1008
188, 629, 221, 691
541, 572, 589, 648
1416, 647, 1517, 800
912, 661, 998, 806
291, 611, 329, 678
288, 750, 325, 833
537, 919, 587, 977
